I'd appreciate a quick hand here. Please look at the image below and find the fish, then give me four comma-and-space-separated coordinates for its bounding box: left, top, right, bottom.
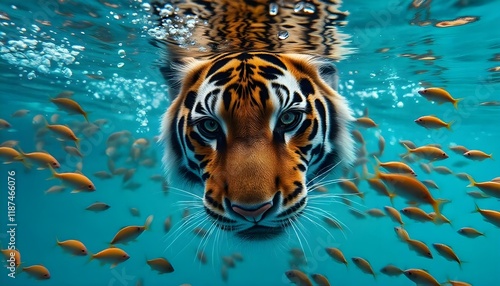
222, 256, 236, 268
325, 247, 348, 267
457, 227, 485, 238
352, 257, 376, 279
403, 268, 440, 286
310, 273, 330, 286
15, 150, 60, 169
446, 279, 472, 286
374, 167, 448, 217
384, 206, 405, 225
351, 130, 364, 144
417, 87, 463, 109
455, 172, 471, 181
394, 226, 410, 242
466, 175, 500, 198
473, 204, 500, 227
407, 239, 433, 258
47, 165, 95, 193
196, 250, 207, 264
129, 207, 140, 217
232, 253, 244, 262
0, 147, 29, 167
366, 178, 395, 204
349, 208, 366, 219
0, 118, 11, 129
164, 216, 172, 233
428, 212, 452, 226
110, 215, 153, 245
419, 162, 432, 174
50, 97, 90, 122
1, 247, 21, 268
399, 140, 416, 149
449, 145, 469, 155
93, 171, 113, 180
463, 150, 493, 161
338, 180, 364, 200
432, 243, 462, 268
323, 217, 343, 229
85, 202, 110, 212
414, 115, 453, 130
377, 134, 385, 156
64, 146, 83, 157
421, 179, 439, 189
402, 144, 449, 161
380, 264, 404, 276
22, 265, 50, 280
366, 208, 385, 218
285, 269, 313, 286
466, 191, 490, 199
0, 140, 19, 148
355, 117, 378, 128
373, 156, 416, 176
432, 166, 453, 175
11, 109, 30, 117
400, 207, 434, 223
44, 185, 67, 195
221, 265, 228, 282
56, 238, 88, 256
90, 247, 129, 268
146, 257, 174, 274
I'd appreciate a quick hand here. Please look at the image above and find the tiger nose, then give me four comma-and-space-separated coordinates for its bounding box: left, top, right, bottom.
231, 201, 273, 222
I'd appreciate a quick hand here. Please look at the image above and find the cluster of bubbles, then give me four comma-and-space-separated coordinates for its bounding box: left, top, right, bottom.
142, 2, 205, 50
0, 24, 82, 80
87, 73, 169, 132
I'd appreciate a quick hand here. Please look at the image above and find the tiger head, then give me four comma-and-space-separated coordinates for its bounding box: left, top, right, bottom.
160, 51, 354, 240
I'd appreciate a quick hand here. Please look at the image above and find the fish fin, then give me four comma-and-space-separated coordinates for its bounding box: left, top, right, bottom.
83, 111, 91, 123
466, 175, 476, 187
71, 190, 81, 194
75, 138, 81, 152
86, 254, 94, 265
110, 263, 117, 269
432, 199, 450, 217
3, 161, 12, 164
389, 193, 396, 206
401, 143, 412, 158
490, 153, 494, 161
36, 167, 46, 171
373, 155, 381, 166
363, 107, 368, 117
453, 98, 464, 109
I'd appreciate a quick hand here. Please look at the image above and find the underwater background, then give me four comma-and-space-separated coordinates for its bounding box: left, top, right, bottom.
1, 0, 500, 285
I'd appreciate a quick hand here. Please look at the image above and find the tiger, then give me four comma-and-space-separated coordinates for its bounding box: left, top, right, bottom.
151, 0, 355, 240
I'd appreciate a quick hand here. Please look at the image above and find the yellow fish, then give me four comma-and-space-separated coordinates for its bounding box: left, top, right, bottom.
394, 226, 410, 242
374, 156, 416, 176
407, 239, 433, 259
1, 247, 21, 268
110, 215, 153, 245
432, 243, 462, 268
146, 257, 174, 274
418, 87, 463, 109
384, 206, 404, 225
47, 166, 95, 193
90, 247, 129, 268
402, 144, 449, 161
400, 207, 434, 223
466, 175, 500, 198
457, 227, 485, 238
16, 150, 60, 169
50, 97, 90, 122
473, 204, 500, 227
0, 147, 29, 167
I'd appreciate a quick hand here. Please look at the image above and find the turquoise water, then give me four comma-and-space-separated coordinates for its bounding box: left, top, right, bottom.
1, 0, 500, 285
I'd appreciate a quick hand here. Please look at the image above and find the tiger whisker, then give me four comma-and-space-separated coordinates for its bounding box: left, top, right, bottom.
163, 209, 206, 251
306, 205, 350, 239
288, 217, 307, 264
306, 160, 343, 188
164, 185, 204, 200
300, 211, 337, 242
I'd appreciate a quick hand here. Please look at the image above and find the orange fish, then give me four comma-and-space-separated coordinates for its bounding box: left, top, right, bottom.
374, 167, 448, 217
110, 215, 153, 245
22, 265, 50, 280
50, 97, 90, 122
407, 239, 433, 259
404, 268, 440, 286
457, 227, 485, 238
90, 247, 129, 268
466, 175, 500, 198
473, 204, 500, 228
418, 87, 463, 109
385, 206, 404, 225
47, 166, 95, 193
16, 150, 60, 169
432, 243, 462, 268
325, 247, 348, 267
414, 115, 453, 130
147, 257, 174, 274
400, 207, 433, 223
0, 147, 29, 167
1, 247, 21, 268
286, 269, 313, 286
310, 273, 330, 286
352, 257, 376, 279
463, 150, 493, 161
394, 226, 410, 242
56, 238, 88, 256
374, 156, 415, 176
403, 144, 448, 161
380, 264, 404, 277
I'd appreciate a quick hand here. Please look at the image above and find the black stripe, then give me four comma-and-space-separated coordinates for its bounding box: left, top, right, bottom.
207, 56, 233, 77
258, 65, 284, 80
179, 166, 201, 184
294, 118, 311, 137
283, 181, 303, 205
184, 91, 197, 109
277, 197, 306, 218
299, 78, 315, 96
189, 131, 207, 147
222, 89, 233, 111
254, 53, 286, 70
324, 98, 339, 141
308, 119, 319, 140
210, 69, 233, 86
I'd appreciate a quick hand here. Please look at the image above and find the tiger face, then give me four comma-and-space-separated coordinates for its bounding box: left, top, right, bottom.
161, 51, 354, 240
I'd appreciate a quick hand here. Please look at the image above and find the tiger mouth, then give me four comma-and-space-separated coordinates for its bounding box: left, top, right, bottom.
204, 193, 306, 240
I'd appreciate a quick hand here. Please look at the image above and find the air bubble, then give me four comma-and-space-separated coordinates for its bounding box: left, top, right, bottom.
278, 30, 289, 40
303, 3, 316, 14
118, 49, 126, 58
27, 71, 36, 80
294, 2, 304, 13
117, 62, 124, 68
269, 2, 279, 16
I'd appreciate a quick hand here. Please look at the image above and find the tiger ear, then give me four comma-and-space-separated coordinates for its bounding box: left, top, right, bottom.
317, 59, 339, 91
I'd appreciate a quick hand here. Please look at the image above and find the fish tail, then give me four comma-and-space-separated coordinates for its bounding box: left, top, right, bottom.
446, 120, 454, 131
83, 111, 92, 123
466, 175, 476, 187
373, 155, 381, 166
389, 193, 396, 206
472, 203, 481, 214
401, 143, 412, 158
46, 164, 58, 180
75, 138, 81, 152
453, 98, 464, 109
433, 199, 449, 217
490, 153, 494, 161
361, 164, 373, 180
144, 215, 154, 231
